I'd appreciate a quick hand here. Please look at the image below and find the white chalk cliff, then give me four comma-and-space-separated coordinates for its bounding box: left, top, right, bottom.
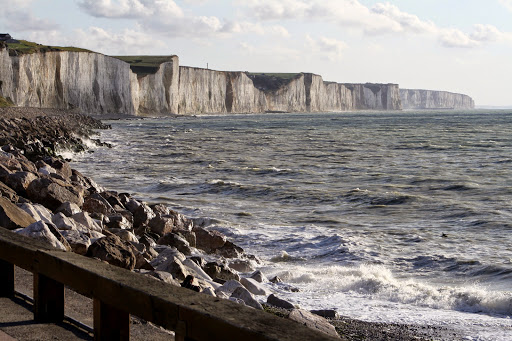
400, 89, 474, 109
0, 46, 473, 115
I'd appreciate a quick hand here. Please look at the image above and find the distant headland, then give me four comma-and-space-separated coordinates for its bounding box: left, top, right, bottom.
0, 36, 475, 116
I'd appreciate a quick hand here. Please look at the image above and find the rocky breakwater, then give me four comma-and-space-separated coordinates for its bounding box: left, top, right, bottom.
0, 108, 342, 339
400, 89, 475, 109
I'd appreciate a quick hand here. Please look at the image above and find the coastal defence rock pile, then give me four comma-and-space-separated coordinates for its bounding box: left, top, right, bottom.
0, 108, 343, 338
2, 43, 467, 116
400, 89, 475, 109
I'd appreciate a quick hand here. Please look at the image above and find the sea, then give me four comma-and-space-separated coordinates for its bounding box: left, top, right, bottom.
71, 110, 512, 340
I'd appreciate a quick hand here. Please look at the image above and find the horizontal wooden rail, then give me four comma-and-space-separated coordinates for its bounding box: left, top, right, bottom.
0, 228, 338, 340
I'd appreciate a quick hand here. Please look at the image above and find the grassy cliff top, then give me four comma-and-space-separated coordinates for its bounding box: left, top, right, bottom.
247, 72, 300, 80
5, 40, 91, 55
246, 72, 302, 92
112, 55, 176, 76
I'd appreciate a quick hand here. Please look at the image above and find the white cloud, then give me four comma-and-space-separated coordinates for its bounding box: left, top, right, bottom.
0, 0, 59, 33
236, 0, 512, 50
306, 35, 348, 61
438, 28, 480, 48
73, 26, 166, 54
499, 0, 512, 11
77, 0, 183, 19
370, 3, 437, 34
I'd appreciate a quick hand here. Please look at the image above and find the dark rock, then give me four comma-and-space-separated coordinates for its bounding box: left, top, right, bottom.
175, 229, 196, 247
83, 197, 112, 215
157, 233, 192, 255
250, 270, 268, 283
146, 271, 180, 286
99, 191, 125, 210
270, 276, 282, 283
27, 176, 83, 211
216, 240, 244, 258
188, 256, 206, 268
47, 158, 72, 179
133, 203, 156, 228
0, 181, 19, 202
228, 259, 254, 273
311, 310, 340, 319
139, 233, 157, 249
148, 215, 174, 236
5, 171, 38, 197
106, 214, 132, 230
204, 262, 240, 282
192, 226, 226, 253
54, 201, 81, 216
267, 294, 295, 310
86, 235, 136, 270
150, 203, 170, 216
0, 196, 36, 230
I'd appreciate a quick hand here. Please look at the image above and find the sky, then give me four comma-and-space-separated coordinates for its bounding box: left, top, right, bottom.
1, 0, 512, 106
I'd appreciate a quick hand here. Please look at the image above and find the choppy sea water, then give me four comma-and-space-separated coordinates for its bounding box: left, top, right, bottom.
72, 110, 512, 340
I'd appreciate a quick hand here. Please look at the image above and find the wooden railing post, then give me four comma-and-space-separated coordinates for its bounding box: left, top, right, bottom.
93, 298, 130, 341
33, 272, 64, 322
0, 259, 14, 297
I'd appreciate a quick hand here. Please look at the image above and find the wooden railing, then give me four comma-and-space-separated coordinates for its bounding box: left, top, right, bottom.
0, 228, 338, 341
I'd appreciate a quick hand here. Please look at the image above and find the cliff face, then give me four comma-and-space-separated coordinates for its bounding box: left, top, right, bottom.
133, 57, 179, 116
0, 48, 135, 115
1, 46, 471, 116
400, 89, 474, 109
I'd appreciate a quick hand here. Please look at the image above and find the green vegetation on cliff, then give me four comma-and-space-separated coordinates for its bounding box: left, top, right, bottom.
246, 72, 301, 92
0, 96, 14, 107
6, 40, 91, 55
112, 55, 176, 76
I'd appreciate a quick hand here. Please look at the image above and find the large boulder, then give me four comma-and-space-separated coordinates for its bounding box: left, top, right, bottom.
182, 258, 213, 282
133, 203, 156, 228
250, 270, 268, 283
86, 235, 136, 270
71, 211, 102, 232
267, 294, 295, 310
5, 171, 38, 197
157, 233, 192, 255
228, 259, 255, 273
27, 176, 83, 211
54, 202, 81, 217
16, 221, 68, 251
0, 181, 19, 202
60, 229, 91, 255
18, 203, 53, 224
83, 196, 112, 216
240, 277, 271, 296
145, 271, 180, 286
216, 240, 244, 258
0, 196, 36, 230
148, 215, 175, 236
204, 262, 240, 282
154, 257, 189, 281
230, 287, 263, 310
288, 309, 340, 338
192, 226, 226, 253
215, 280, 244, 297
